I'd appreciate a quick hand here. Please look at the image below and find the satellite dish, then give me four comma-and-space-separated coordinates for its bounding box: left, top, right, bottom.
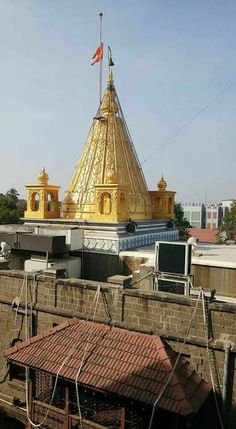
0, 242, 11, 259
187, 236, 196, 245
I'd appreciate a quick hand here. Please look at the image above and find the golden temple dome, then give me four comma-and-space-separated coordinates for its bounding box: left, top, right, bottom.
37, 167, 49, 185
61, 70, 152, 221
157, 175, 167, 191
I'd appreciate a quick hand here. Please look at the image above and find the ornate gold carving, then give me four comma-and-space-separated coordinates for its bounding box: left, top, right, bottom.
61, 72, 166, 222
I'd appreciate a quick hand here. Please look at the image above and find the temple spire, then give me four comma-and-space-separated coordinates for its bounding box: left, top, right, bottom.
61, 70, 152, 221
108, 68, 113, 84
101, 71, 119, 116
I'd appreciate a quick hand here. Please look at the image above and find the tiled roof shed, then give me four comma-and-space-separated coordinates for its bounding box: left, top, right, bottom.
4, 318, 211, 417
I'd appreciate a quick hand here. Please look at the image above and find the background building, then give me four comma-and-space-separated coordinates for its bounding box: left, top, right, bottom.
182, 200, 236, 230
222, 199, 236, 216
205, 204, 223, 229
182, 203, 206, 228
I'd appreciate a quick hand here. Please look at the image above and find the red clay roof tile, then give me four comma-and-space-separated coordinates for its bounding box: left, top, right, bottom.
4, 318, 211, 416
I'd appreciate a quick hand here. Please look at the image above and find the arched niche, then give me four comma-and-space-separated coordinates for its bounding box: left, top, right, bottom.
30, 192, 40, 211
119, 193, 126, 214
47, 193, 55, 212
99, 192, 111, 215
156, 197, 162, 211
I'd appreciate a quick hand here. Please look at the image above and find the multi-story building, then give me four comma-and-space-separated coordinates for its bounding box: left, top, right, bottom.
182, 200, 235, 230
222, 199, 235, 216
182, 203, 206, 228
205, 204, 223, 229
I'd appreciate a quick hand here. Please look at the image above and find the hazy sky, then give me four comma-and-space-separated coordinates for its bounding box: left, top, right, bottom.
0, 0, 235, 203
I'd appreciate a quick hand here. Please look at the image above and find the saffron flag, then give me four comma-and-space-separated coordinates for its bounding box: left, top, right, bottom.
91, 43, 103, 65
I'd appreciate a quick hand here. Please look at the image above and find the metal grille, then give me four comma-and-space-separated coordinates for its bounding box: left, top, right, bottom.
33, 370, 65, 409
34, 370, 54, 403
70, 388, 121, 428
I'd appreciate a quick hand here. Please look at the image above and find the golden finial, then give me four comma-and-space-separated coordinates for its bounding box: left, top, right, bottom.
108, 69, 114, 84
157, 175, 167, 191
37, 167, 49, 185
101, 71, 119, 115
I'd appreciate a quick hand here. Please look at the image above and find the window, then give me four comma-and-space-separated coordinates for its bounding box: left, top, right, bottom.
9, 363, 25, 383
31, 192, 40, 211
184, 211, 191, 221
192, 212, 200, 221
47, 193, 55, 212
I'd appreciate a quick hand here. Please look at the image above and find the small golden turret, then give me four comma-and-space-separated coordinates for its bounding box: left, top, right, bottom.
149, 175, 175, 219
24, 168, 60, 219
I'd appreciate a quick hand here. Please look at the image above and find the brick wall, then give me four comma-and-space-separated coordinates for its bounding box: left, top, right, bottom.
0, 270, 235, 428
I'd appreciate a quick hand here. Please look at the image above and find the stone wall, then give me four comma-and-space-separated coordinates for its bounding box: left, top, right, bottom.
0, 270, 235, 428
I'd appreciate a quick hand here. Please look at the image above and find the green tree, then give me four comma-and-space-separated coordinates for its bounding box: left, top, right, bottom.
219, 201, 236, 242
0, 189, 26, 224
173, 203, 191, 240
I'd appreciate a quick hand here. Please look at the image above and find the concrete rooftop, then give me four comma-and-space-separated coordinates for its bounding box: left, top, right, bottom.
120, 243, 236, 269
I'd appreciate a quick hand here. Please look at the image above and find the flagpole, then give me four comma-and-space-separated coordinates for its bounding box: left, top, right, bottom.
99, 12, 103, 115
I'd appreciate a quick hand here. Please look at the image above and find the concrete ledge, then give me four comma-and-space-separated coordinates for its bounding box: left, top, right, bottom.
122, 288, 193, 306
107, 275, 132, 287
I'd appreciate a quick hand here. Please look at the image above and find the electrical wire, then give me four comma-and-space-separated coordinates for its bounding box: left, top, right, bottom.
24, 283, 101, 428
25, 275, 78, 428
201, 289, 224, 429
141, 78, 236, 165
0, 275, 27, 379
147, 291, 202, 429
13, 277, 221, 429
10, 272, 224, 429
75, 285, 101, 429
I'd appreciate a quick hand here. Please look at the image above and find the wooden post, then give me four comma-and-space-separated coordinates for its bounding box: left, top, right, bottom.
27, 379, 33, 429
64, 387, 69, 429
120, 407, 125, 429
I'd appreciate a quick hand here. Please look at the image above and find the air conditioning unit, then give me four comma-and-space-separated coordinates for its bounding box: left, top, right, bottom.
155, 241, 192, 276
24, 256, 81, 278
156, 278, 188, 295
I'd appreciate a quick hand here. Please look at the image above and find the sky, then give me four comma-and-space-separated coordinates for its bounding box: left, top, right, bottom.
0, 0, 235, 204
